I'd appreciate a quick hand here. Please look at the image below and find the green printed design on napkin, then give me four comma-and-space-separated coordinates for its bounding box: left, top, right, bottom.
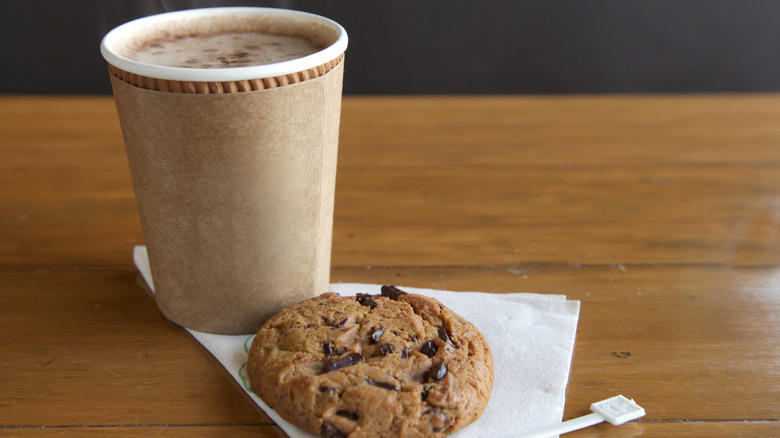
238, 335, 255, 393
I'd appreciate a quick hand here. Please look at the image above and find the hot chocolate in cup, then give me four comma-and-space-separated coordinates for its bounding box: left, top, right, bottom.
102, 7, 347, 93
127, 31, 323, 69
102, 8, 347, 334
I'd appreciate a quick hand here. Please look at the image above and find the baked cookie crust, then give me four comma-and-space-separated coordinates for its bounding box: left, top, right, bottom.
247, 286, 494, 437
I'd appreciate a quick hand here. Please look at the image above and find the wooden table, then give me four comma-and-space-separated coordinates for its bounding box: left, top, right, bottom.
1, 94, 778, 436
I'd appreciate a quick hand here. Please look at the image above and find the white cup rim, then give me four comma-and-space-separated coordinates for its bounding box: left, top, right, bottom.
100, 7, 348, 82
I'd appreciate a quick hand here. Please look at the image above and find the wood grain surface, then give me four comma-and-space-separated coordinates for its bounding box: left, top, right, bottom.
1, 95, 778, 436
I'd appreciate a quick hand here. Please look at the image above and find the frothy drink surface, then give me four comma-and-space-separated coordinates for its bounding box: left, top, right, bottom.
128, 31, 322, 68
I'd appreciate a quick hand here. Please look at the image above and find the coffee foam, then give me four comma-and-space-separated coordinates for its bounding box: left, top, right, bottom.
114, 12, 338, 68
130, 32, 322, 69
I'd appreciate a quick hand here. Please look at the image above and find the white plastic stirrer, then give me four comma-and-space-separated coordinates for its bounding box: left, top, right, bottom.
518, 395, 645, 438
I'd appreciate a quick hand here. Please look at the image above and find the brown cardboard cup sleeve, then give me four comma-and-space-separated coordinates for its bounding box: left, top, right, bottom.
110, 59, 344, 334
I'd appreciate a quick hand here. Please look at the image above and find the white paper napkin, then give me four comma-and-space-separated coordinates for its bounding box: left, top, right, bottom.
133, 245, 580, 437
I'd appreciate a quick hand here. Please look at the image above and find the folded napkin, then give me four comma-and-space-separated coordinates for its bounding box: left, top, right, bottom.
133, 246, 580, 437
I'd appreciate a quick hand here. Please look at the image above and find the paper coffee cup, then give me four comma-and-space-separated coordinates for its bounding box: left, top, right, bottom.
101, 7, 347, 334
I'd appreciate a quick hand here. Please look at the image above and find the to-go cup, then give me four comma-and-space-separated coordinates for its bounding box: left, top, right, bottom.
101, 7, 348, 334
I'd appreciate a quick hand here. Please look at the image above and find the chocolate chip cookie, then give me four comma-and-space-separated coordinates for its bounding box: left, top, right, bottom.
247, 285, 494, 437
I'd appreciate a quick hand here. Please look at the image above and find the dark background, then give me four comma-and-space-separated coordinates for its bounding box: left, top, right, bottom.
3, 0, 780, 95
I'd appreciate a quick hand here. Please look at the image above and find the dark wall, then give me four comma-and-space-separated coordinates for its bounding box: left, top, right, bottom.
3, 0, 780, 95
